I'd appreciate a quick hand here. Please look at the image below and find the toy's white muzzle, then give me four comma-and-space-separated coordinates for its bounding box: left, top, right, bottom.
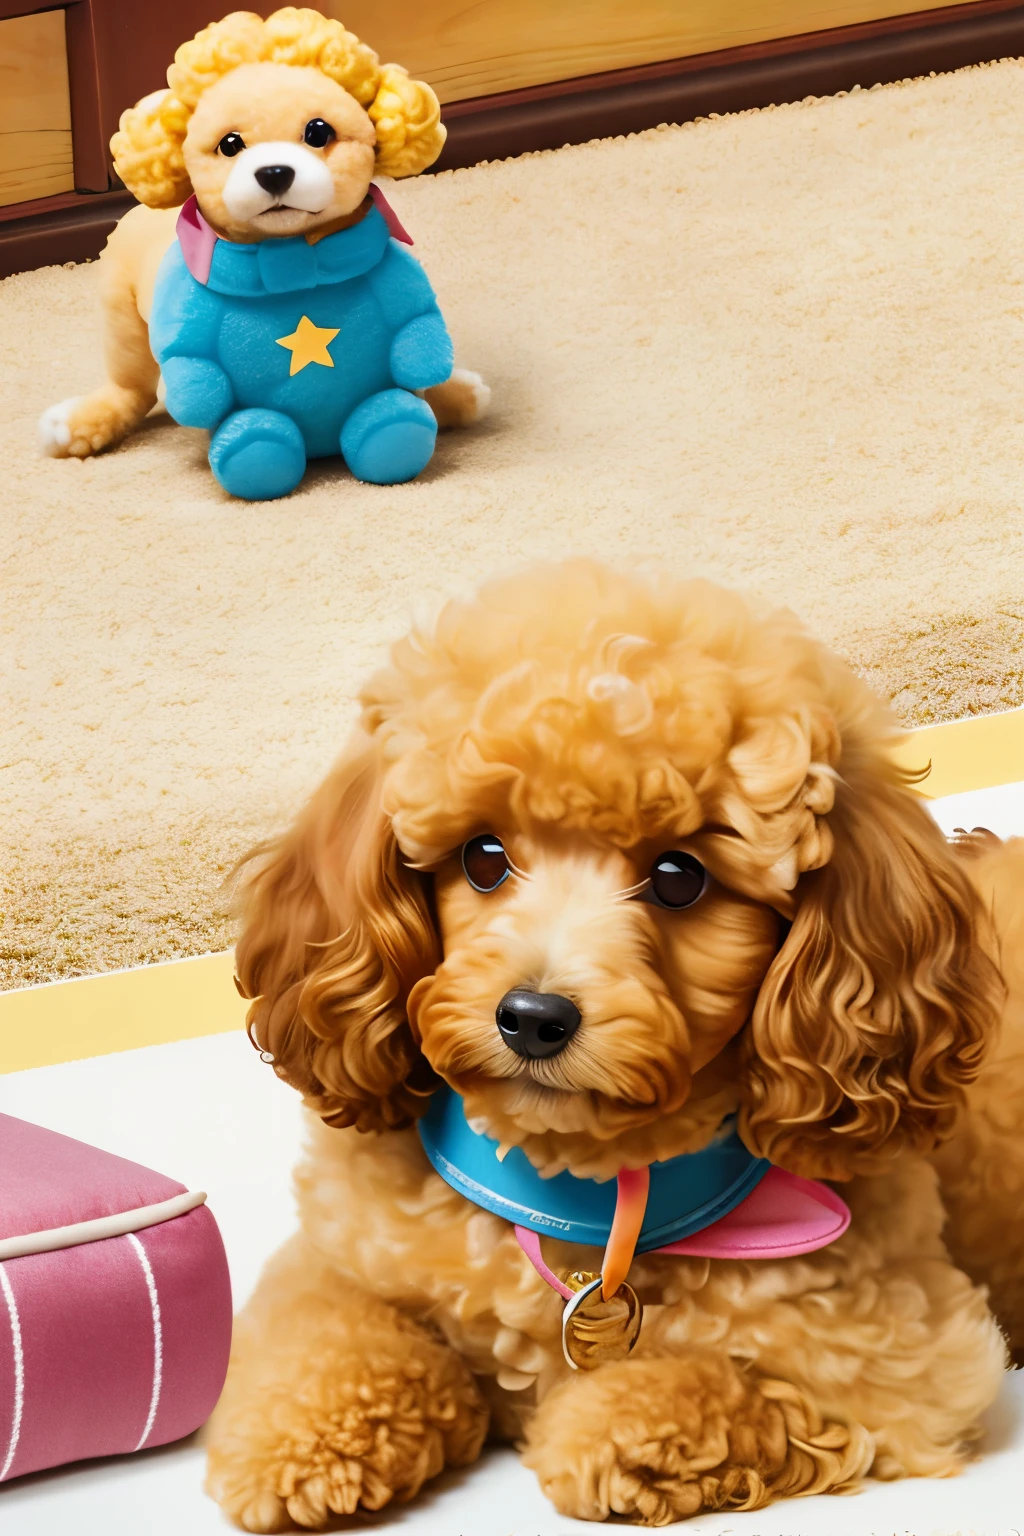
222, 142, 334, 222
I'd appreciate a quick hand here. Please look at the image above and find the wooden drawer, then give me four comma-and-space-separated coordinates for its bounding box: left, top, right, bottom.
329, 0, 977, 103
0, 9, 73, 208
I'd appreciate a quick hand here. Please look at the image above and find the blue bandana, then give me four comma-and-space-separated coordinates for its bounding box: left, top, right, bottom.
418, 1085, 770, 1251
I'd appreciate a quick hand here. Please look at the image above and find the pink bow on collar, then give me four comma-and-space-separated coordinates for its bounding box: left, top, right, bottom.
175, 184, 413, 285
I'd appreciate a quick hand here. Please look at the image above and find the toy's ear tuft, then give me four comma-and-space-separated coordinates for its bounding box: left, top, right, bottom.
167, 11, 267, 112
110, 89, 192, 209
264, 6, 381, 104
370, 64, 446, 178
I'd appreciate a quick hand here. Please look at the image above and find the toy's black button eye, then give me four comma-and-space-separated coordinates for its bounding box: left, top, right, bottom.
648, 851, 707, 909
462, 835, 510, 893
303, 118, 336, 149
217, 133, 246, 157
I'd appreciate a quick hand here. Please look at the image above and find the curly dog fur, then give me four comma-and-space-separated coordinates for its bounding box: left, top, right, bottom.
207, 560, 1022, 1528
40, 9, 487, 465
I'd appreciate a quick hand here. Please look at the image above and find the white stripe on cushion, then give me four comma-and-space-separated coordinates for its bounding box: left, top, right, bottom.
0, 1190, 206, 1262
0, 1265, 25, 1482
127, 1234, 163, 1452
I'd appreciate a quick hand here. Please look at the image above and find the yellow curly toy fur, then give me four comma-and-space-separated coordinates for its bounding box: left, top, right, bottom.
110, 8, 445, 209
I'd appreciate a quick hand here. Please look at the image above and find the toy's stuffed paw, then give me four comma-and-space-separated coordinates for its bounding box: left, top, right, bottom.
341, 389, 437, 484
423, 368, 491, 429
209, 409, 307, 501
162, 355, 234, 430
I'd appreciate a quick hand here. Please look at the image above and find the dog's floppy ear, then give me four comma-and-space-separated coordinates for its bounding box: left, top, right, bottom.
235, 733, 439, 1132
740, 756, 1002, 1179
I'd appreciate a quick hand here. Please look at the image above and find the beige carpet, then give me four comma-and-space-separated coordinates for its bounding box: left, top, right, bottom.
4, 62, 1024, 989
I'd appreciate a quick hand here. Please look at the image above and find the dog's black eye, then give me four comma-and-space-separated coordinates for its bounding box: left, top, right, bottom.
647, 851, 707, 910
303, 118, 336, 149
462, 835, 510, 893
217, 133, 246, 157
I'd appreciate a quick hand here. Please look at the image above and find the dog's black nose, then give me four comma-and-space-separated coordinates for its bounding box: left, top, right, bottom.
254, 164, 296, 196
496, 989, 581, 1060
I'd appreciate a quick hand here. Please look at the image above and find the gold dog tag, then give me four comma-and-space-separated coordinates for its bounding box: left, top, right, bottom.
561, 1270, 643, 1371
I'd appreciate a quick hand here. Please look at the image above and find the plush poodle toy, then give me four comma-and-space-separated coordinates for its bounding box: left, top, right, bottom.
39, 9, 488, 500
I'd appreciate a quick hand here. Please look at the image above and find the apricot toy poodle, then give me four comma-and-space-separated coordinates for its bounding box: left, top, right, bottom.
208, 559, 1024, 1528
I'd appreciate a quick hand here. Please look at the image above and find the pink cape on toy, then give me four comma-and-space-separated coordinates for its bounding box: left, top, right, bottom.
0, 1114, 232, 1483
175, 184, 414, 285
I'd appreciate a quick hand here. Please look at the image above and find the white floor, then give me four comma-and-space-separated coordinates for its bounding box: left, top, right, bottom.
2, 785, 1023, 1534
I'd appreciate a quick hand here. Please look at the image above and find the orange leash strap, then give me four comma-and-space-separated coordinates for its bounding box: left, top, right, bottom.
601, 1167, 650, 1299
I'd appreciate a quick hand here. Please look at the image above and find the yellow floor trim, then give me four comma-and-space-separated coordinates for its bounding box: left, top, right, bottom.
0, 951, 246, 1075
894, 707, 1024, 800
1, 707, 1022, 1075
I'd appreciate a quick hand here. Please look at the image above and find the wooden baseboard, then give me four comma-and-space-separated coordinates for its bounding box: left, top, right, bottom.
0, 188, 133, 280
2, 1, 1023, 276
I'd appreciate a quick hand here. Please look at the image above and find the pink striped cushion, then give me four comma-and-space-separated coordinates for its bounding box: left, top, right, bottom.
0, 1113, 232, 1482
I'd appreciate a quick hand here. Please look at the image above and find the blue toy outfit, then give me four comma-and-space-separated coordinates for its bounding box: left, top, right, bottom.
150, 196, 454, 500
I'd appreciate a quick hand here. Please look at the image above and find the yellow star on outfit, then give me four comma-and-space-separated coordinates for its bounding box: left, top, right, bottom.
275, 315, 340, 376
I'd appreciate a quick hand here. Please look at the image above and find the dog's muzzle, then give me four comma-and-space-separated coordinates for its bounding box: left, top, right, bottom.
496, 989, 581, 1059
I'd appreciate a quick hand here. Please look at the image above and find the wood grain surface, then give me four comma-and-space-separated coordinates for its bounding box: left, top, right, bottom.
327, 0, 976, 102
0, 10, 73, 209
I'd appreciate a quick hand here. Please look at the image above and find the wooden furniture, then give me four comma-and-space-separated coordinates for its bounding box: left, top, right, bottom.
2, 0, 1024, 278
433, 0, 1024, 171
328, 0, 1004, 104
0, 0, 268, 276
0, 10, 74, 208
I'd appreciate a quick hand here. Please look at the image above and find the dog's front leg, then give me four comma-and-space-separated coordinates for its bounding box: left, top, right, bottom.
522, 1349, 871, 1526
205, 1233, 488, 1532
39, 210, 163, 461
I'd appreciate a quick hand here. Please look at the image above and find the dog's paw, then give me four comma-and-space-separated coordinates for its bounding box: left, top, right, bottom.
38, 385, 155, 459
524, 1353, 870, 1526
38, 398, 80, 458
422, 368, 491, 429
38, 395, 114, 459
448, 367, 491, 423
207, 1344, 487, 1531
